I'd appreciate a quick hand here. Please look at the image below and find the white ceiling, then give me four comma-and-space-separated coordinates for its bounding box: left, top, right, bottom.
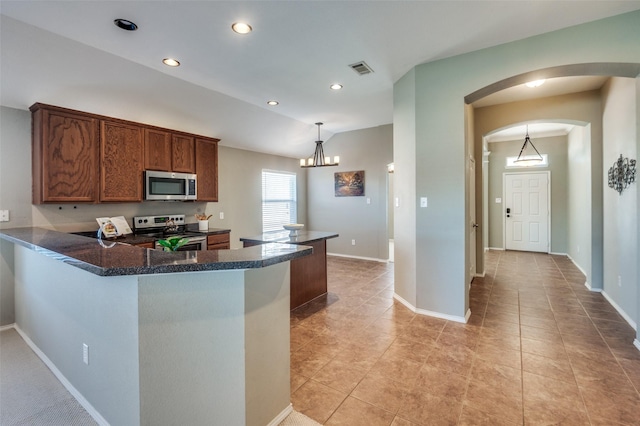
1, 1, 639, 159
472, 76, 610, 108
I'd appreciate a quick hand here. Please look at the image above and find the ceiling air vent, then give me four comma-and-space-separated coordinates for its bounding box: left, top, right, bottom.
349, 61, 374, 76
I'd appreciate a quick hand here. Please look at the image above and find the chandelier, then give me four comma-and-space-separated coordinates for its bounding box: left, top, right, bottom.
300, 122, 339, 168
514, 125, 543, 166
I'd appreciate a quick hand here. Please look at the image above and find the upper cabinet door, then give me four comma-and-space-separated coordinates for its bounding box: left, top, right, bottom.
100, 120, 144, 202
195, 138, 218, 202
144, 128, 171, 171
31, 104, 99, 204
172, 134, 196, 173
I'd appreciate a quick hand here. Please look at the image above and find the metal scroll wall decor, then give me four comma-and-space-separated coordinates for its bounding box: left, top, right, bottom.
607, 154, 637, 195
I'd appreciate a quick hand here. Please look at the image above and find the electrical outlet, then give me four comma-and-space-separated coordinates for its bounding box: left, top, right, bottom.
420, 197, 428, 208
0, 210, 9, 222
577, 245, 580, 254
366, 197, 371, 204
618, 275, 622, 287
351, 239, 356, 246
219, 212, 224, 220
82, 343, 89, 365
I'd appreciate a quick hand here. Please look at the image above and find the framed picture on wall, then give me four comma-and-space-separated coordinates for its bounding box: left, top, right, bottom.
334, 170, 365, 197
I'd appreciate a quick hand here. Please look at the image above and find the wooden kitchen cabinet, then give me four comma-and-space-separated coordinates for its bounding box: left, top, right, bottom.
144, 128, 172, 171
207, 232, 230, 250
31, 103, 220, 205
196, 138, 219, 201
31, 104, 100, 204
171, 134, 195, 173
132, 241, 155, 249
145, 130, 196, 174
100, 120, 144, 202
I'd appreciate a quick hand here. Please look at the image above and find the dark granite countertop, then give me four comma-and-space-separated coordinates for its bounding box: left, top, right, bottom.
0, 227, 311, 277
184, 225, 231, 235
240, 230, 338, 245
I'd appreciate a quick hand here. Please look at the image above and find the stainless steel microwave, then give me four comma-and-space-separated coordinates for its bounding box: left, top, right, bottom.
145, 171, 197, 201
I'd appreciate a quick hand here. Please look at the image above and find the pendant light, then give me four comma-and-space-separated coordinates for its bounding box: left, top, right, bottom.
514, 125, 543, 166
300, 122, 339, 168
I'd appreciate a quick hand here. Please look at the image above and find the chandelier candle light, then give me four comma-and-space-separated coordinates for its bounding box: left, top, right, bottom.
514, 125, 543, 166
300, 122, 339, 168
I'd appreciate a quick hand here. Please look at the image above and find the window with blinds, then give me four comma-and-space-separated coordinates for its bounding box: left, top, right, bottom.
262, 170, 297, 232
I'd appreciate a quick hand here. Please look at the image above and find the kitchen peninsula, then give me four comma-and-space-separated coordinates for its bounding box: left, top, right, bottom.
240, 230, 338, 309
1, 227, 312, 426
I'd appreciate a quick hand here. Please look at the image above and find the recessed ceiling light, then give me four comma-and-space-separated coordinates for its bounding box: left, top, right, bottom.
114, 19, 138, 31
231, 22, 252, 34
330, 84, 343, 90
267, 100, 279, 106
525, 79, 546, 88
162, 58, 180, 67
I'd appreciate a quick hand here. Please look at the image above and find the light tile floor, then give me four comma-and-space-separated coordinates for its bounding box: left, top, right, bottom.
290, 251, 640, 425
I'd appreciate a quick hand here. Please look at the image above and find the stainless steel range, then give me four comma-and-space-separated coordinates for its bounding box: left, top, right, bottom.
133, 214, 207, 251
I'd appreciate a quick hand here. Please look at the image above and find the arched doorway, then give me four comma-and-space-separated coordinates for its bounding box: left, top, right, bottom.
466, 64, 639, 339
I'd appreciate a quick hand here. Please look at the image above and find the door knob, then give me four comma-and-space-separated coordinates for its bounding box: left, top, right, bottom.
472, 223, 479, 228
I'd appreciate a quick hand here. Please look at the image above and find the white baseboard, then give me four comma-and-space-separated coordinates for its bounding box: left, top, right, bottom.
634, 339, 640, 352
584, 281, 601, 292
473, 271, 485, 278
567, 254, 638, 338
393, 293, 469, 323
327, 252, 388, 263
14, 326, 110, 426
549, 251, 568, 256
487, 247, 504, 251
0, 323, 16, 332
267, 403, 293, 426
566, 254, 589, 277
601, 291, 637, 331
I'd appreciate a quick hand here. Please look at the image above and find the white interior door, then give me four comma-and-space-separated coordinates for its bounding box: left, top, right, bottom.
504, 172, 550, 253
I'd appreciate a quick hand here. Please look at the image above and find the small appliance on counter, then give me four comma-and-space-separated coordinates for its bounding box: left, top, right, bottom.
96, 216, 132, 238
133, 214, 207, 251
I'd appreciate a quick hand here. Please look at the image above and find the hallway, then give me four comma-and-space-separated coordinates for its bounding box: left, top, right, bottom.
290, 252, 640, 425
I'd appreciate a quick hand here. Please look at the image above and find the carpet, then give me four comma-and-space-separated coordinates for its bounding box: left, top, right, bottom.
278, 410, 322, 426
2, 327, 321, 425
0, 328, 97, 425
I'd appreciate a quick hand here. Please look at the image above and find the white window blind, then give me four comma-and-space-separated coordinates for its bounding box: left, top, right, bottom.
262, 170, 297, 232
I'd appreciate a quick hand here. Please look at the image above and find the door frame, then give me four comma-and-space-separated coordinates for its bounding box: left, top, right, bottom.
502, 170, 551, 253
469, 157, 476, 285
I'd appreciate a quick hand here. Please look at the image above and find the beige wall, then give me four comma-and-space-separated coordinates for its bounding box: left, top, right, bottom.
602, 77, 638, 323
567, 125, 592, 283
307, 125, 393, 261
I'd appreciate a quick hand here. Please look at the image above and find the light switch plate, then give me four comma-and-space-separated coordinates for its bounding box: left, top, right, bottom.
495, 198, 502, 203
420, 197, 428, 208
